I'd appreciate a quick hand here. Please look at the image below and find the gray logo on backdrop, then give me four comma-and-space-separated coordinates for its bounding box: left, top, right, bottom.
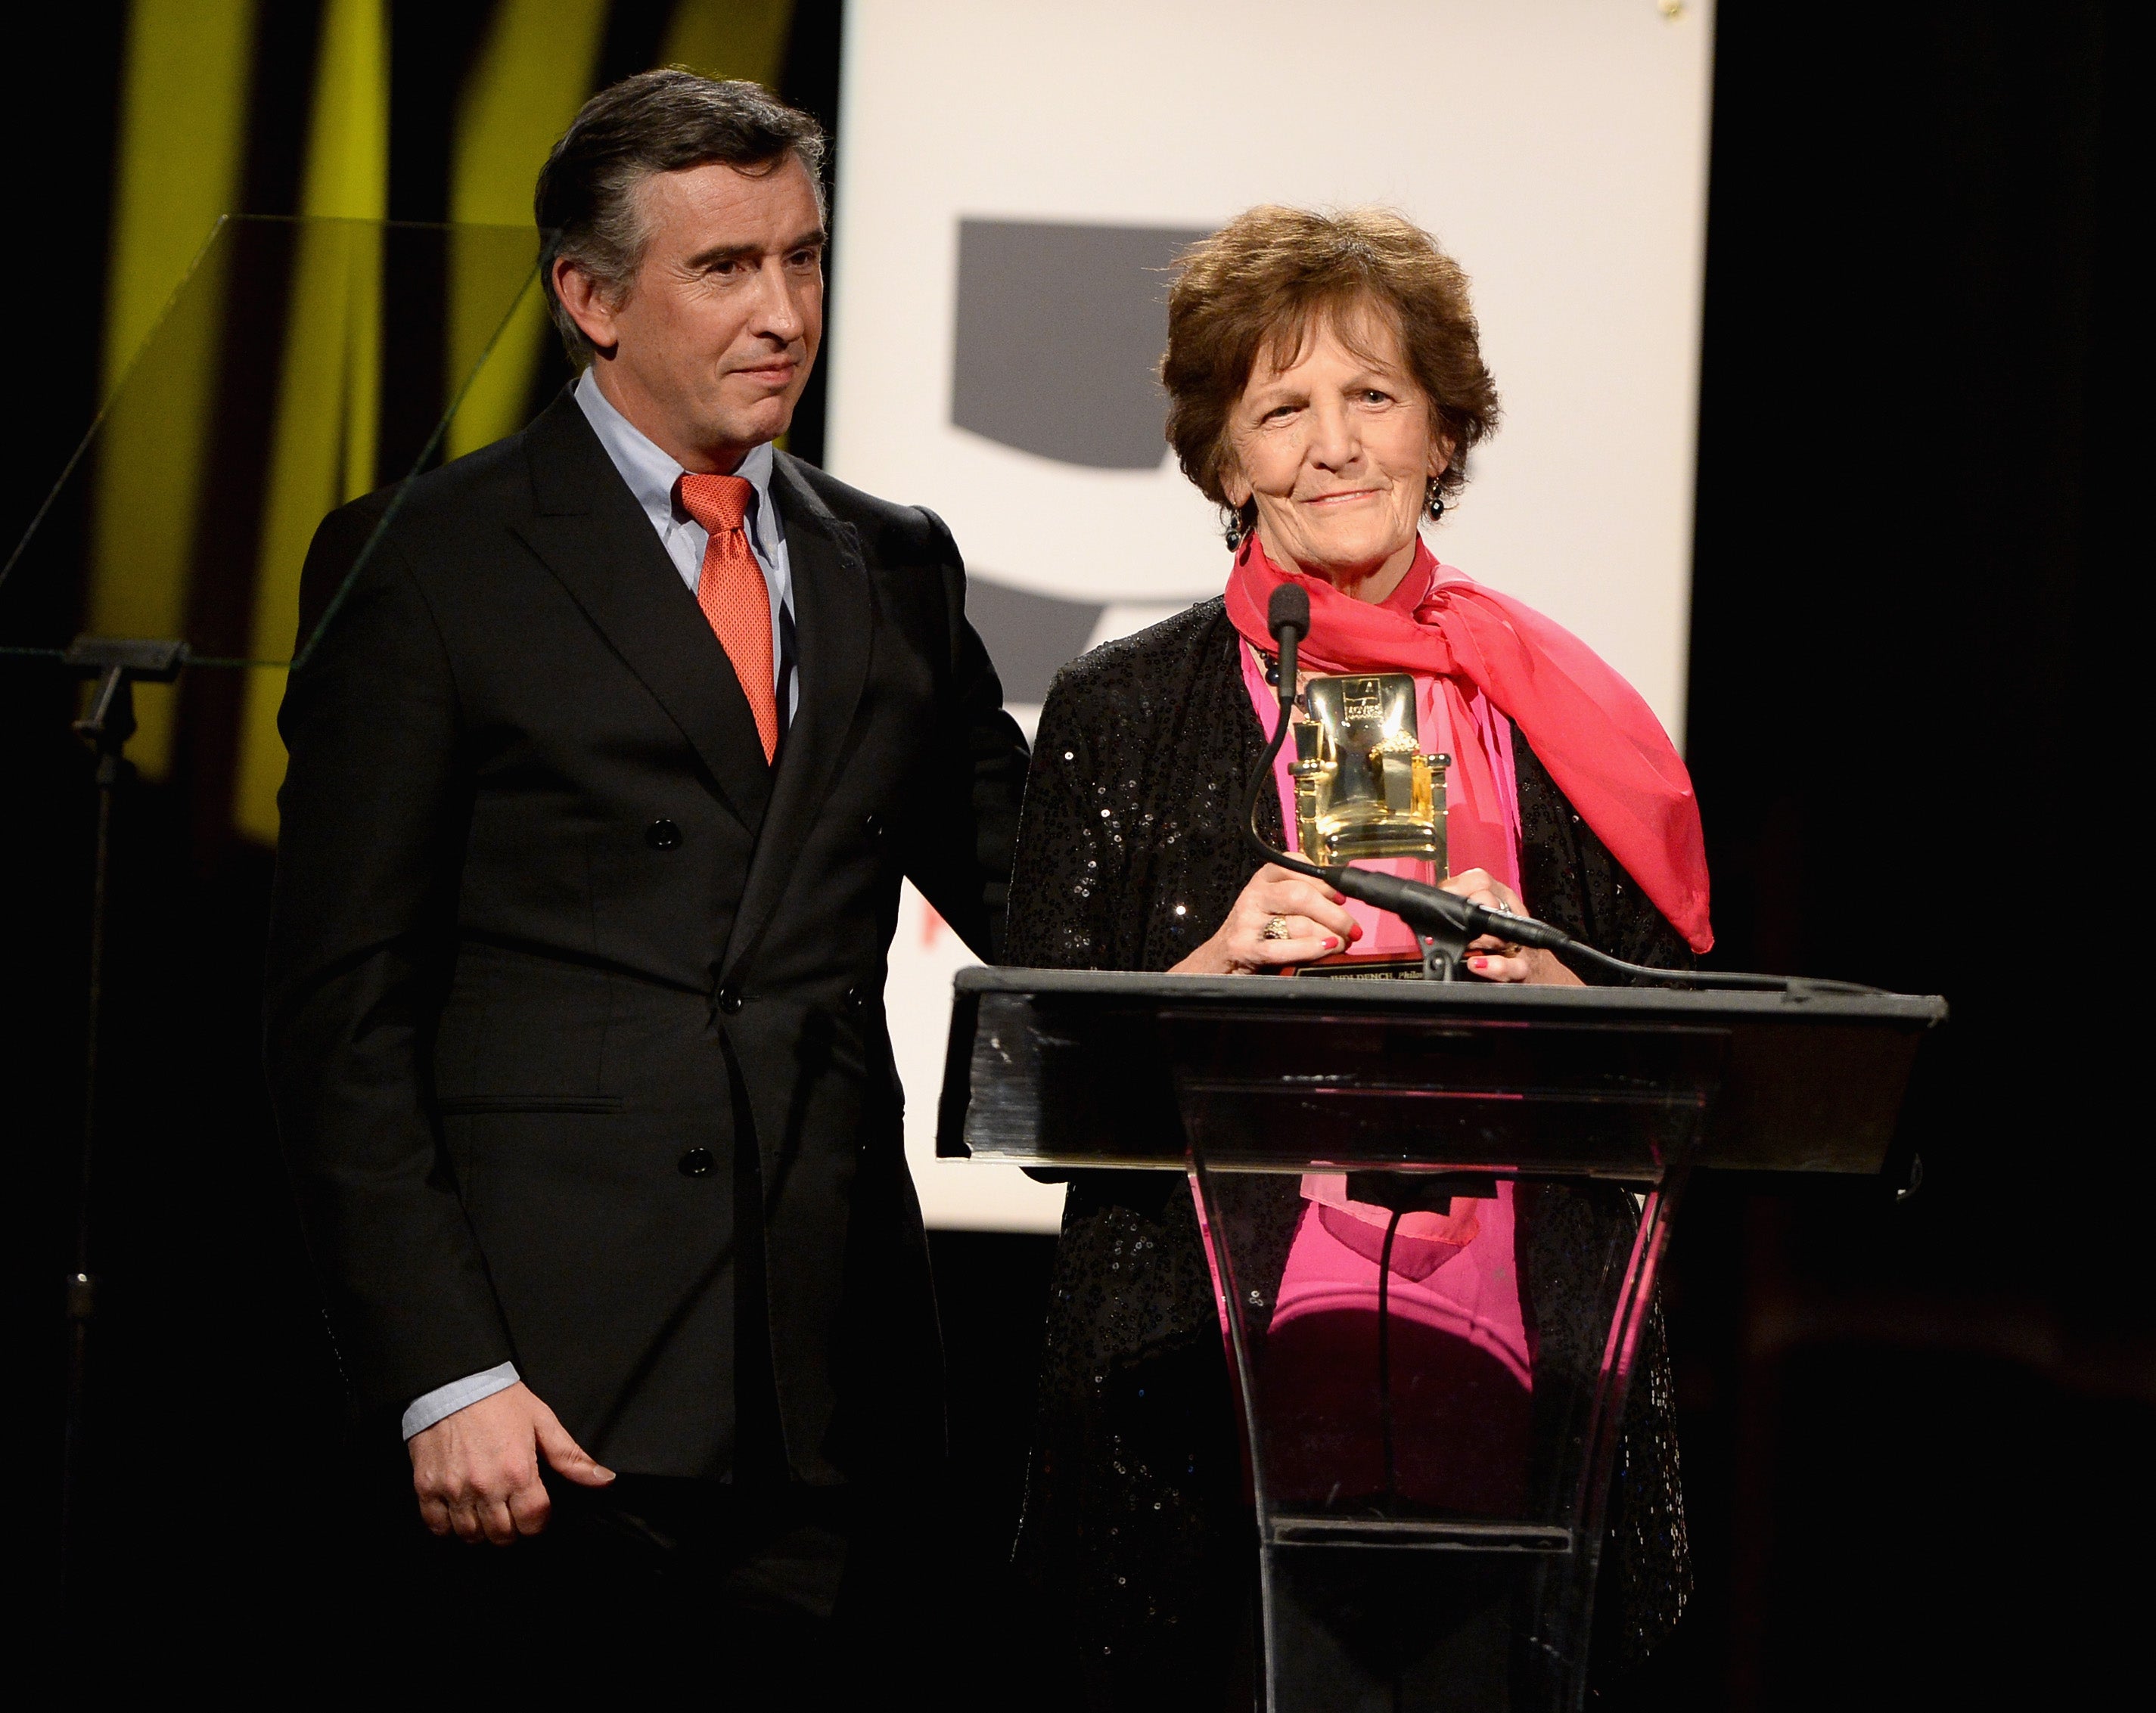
952, 219, 1209, 699
952, 219, 1205, 468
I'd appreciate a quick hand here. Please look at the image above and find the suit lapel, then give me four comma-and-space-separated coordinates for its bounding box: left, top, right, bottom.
720, 455, 875, 981
511, 393, 773, 833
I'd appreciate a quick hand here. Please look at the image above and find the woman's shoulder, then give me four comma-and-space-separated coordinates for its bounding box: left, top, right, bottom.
1042, 596, 1236, 720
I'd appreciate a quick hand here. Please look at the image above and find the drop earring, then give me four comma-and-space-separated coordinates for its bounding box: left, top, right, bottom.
1425, 479, 1446, 522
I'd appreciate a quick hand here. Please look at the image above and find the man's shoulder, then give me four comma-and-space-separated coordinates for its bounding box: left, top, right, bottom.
360, 424, 542, 536
773, 454, 946, 560
329, 386, 610, 548
297, 408, 576, 639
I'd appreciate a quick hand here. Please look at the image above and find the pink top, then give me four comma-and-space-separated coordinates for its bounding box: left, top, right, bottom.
1275, 1176, 1532, 1389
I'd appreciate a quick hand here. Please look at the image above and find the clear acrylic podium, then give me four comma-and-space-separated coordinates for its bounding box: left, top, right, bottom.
939, 968, 1943, 1710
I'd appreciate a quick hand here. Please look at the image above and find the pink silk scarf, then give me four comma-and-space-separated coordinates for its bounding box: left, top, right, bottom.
1226, 532, 1713, 953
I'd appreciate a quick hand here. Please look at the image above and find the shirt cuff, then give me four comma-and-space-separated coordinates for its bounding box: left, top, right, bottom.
401, 1361, 520, 1440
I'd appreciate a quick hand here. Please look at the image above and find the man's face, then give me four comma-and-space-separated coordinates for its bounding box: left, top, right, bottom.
559, 156, 825, 472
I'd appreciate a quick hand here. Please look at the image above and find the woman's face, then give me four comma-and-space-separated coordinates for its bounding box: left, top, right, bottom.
1223, 303, 1445, 599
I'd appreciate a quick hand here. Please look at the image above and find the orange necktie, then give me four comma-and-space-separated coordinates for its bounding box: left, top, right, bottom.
678, 473, 778, 763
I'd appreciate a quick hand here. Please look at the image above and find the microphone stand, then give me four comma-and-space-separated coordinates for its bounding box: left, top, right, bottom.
1241, 595, 1878, 995
56, 635, 188, 1606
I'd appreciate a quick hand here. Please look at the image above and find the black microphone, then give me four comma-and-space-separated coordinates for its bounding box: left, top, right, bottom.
1267, 584, 1309, 688
1324, 864, 1563, 950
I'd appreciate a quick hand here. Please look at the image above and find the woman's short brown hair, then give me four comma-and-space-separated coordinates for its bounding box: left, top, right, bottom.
1162, 206, 1500, 537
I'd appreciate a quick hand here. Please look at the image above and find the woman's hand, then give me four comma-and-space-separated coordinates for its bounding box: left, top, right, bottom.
1170, 864, 1363, 975
1442, 867, 1584, 986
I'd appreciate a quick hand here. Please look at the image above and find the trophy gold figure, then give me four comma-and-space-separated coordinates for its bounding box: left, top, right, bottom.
1288, 674, 1449, 979
1291, 673, 1450, 874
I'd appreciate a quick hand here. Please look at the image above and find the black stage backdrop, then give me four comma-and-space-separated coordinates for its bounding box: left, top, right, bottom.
2, 3, 2141, 1701
1645, 4, 2142, 1705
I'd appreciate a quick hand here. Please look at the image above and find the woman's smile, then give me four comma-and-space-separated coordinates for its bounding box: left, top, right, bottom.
1301, 486, 1384, 507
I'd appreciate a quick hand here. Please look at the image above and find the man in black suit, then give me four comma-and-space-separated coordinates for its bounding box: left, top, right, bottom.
265, 72, 1027, 1654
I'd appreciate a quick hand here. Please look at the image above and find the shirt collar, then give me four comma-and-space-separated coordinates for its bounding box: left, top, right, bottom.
573, 368, 781, 557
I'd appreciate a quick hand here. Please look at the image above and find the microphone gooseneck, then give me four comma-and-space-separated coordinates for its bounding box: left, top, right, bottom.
1239, 581, 1877, 993
1266, 585, 1309, 689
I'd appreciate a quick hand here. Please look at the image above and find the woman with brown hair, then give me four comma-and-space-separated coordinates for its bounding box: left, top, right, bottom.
1005, 206, 1709, 1705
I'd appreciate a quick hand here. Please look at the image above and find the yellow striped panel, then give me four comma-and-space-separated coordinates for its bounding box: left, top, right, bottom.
88, 0, 258, 777
662, 0, 794, 83
234, 0, 390, 845
444, 0, 610, 460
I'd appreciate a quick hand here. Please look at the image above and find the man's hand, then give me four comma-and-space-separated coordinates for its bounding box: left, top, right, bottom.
409, 1381, 615, 1545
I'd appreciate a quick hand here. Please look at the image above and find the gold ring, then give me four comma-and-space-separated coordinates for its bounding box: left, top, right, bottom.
1261, 914, 1291, 941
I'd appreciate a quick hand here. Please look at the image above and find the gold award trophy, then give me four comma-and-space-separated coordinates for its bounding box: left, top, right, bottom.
1291, 674, 1449, 978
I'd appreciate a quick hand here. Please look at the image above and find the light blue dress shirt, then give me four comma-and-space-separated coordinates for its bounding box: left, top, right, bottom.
400, 374, 801, 1441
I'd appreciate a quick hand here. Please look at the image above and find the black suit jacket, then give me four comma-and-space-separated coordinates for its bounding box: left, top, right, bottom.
265, 389, 1028, 1482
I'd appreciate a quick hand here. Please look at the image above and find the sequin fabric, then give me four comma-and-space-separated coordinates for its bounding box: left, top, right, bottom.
1005, 600, 1692, 1702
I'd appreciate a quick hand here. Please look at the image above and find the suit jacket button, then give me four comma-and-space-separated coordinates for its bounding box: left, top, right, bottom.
845, 985, 868, 1010
717, 985, 744, 1015
645, 818, 682, 850
679, 1147, 715, 1178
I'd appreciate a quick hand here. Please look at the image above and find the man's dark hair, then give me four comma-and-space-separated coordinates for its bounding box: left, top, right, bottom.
535, 70, 828, 366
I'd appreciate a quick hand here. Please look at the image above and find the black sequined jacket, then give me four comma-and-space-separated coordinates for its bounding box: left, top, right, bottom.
1004, 598, 1693, 1707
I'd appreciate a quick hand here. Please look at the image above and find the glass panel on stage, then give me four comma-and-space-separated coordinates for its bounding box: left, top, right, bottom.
946, 969, 1938, 1712
1170, 1006, 1720, 1711
0, 215, 541, 827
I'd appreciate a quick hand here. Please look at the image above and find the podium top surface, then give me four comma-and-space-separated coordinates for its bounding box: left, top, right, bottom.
940, 967, 1945, 1178
950, 965, 1946, 1027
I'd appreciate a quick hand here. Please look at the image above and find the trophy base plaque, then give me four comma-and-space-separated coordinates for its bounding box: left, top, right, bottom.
1292, 954, 1431, 982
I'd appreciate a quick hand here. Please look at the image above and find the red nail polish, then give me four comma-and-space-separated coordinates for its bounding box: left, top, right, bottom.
1350, 923, 1362, 941
1469, 956, 1487, 971
1324, 936, 1341, 951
